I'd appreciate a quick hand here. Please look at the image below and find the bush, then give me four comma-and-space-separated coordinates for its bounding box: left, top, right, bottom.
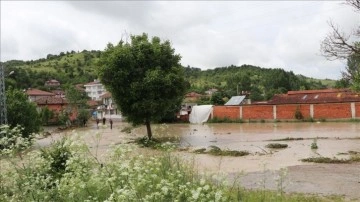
294, 107, 304, 120
0, 125, 34, 155
311, 139, 318, 149
265, 143, 288, 149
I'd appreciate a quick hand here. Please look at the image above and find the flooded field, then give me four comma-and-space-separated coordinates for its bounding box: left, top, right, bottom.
39, 121, 360, 199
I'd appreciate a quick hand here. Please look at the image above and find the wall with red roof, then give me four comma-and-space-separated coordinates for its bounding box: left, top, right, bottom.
212, 102, 360, 121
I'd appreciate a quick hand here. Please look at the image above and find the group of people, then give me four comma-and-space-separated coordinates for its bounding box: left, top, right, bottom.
96, 117, 113, 129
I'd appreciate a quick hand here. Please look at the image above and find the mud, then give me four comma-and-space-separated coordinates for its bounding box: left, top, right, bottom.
38, 121, 360, 199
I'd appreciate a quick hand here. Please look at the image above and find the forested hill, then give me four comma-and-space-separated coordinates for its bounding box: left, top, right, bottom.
2, 50, 335, 101
184, 65, 334, 100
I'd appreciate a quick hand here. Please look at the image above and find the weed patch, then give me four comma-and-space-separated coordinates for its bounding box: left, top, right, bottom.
301, 156, 360, 163
265, 143, 288, 149
193, 145, 250, 157
208, 117, 244, 123
135, 136, 178, 151
267, 137, 304, 141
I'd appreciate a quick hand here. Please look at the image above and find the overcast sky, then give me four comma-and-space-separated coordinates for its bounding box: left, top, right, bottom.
1, 1, 359, 79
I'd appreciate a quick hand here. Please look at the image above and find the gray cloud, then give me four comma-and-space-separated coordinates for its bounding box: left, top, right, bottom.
1, 1, 358, 79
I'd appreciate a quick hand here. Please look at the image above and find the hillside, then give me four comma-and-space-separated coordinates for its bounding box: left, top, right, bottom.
2, 50, 336, 101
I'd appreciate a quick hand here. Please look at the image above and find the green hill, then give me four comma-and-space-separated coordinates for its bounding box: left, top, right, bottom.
1, 50, 336, 101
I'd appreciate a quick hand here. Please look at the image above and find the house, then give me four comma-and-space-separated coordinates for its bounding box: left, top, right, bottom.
97, 92, 121, 119
45, 79, 60, 87
25, 88, 55, 102
84, 79, 106, 101
34, 96, 76, 122
52, 90, 65, 98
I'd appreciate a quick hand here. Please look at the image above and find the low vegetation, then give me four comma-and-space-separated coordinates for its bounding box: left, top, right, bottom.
265, 143, 288, 149
301, 152, 360, 164
267, 137, 304, 141
194, 146, 250, 157
208, 117, 244, 123
311, 139, 318, 149
1, 128, 349, 201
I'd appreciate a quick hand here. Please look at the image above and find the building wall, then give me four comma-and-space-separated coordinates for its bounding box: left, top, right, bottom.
212, 106, 239, 119
242, 105, 273, 120
356, 103, 360, 118
313, 103, 351, 119
212, 102, 360, 121
276, 104, 311, 119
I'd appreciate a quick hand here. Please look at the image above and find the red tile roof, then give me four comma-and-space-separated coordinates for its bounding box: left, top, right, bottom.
26, 89, 55, 96
87, 100, 100, 107
35, 96, 67, 105
267, 89, 360, 104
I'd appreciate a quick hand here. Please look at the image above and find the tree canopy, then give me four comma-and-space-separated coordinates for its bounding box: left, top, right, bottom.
321, 0, 360, 91
6, 88, 41, 138
98, 33, 187, 139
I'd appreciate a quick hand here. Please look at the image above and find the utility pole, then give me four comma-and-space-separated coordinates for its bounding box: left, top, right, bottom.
0, 65, 7, 124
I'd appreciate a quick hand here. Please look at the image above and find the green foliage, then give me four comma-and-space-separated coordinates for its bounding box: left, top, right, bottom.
301, 157, 349, 164
0, 125, 34, 155
345, 52, 360, 91
311, 139, 318, 149
98, 33, 188, 139
205, 145, 250, 156
2, 50, 99, 89
6, 88, 41, 138
208, 117, 244, 123
75, 109, 91, 127
40, 137, 72, 180
63, 84, 89, 107
210, 92, 225, 105
0, 131, 347, 201
265, 143, 288, 149
40, 106, 54, 125
294, 106, 304, 120
58, 110, 71, 127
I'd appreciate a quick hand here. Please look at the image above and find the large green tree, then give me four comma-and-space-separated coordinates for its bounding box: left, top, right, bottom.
98, 33, 187, 139
6, 88, 41, 138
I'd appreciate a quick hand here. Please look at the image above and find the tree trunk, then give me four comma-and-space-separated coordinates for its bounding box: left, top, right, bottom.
145, 120, 152, 140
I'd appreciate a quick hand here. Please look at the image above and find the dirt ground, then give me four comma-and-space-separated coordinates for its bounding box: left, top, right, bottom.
38, 121, 360, 200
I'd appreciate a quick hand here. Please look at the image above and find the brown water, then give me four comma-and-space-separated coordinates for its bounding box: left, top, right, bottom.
39, 122, 360, 199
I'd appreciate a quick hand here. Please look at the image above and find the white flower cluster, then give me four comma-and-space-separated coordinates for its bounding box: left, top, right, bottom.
1, 131, 230, 202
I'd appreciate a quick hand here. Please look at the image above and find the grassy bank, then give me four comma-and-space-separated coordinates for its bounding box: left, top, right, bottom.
1, 131, 345, 201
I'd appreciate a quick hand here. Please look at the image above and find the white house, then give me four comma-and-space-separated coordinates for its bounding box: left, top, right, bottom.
84, 79, 106, 101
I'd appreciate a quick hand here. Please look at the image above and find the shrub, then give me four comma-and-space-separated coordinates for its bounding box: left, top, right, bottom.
265, 143, 288, 149
311, 139, 318, 149
294, 107, 304, 120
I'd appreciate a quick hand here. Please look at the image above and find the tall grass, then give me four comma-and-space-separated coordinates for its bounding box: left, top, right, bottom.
0, 129, 345, 202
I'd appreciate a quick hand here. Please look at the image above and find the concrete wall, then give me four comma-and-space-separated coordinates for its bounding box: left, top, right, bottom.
212, 102, 360, 121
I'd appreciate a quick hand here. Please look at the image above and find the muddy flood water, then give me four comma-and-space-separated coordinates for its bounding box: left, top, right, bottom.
39, 122, 360, 200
